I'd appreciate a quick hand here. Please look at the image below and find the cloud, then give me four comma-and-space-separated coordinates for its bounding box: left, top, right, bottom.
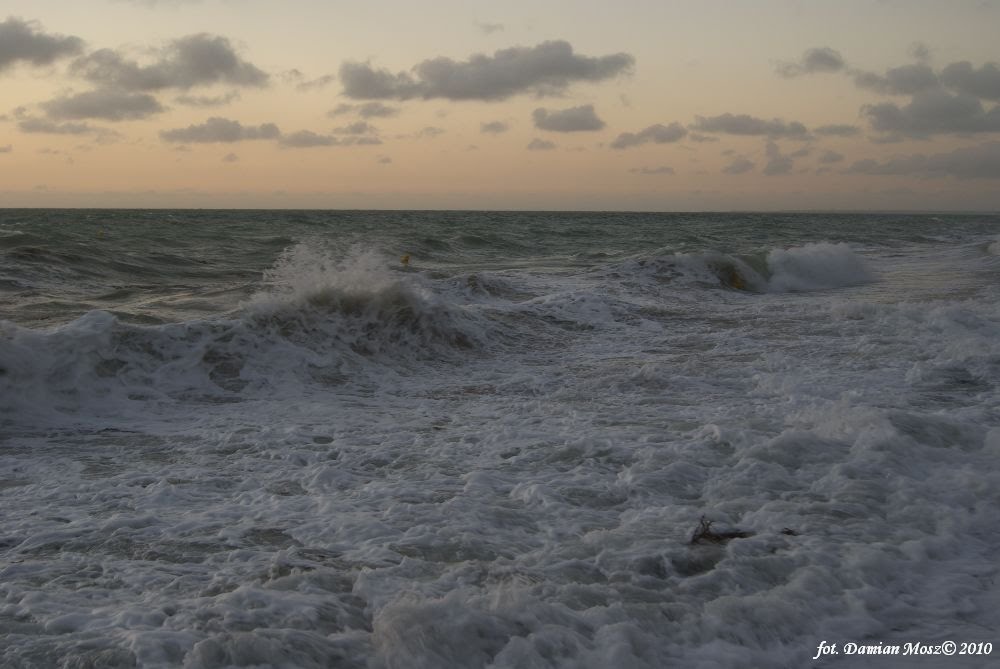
629, 165, 674, 175
863, 90, 1000, 137
763, 141, 794, 175
159, 117, 280, 142
477, 22, 504, 35
19, 117, 99, 135
328, 103, 354, 116
414, 126, 445, 138
610, 122, 687, 149
722, 157, 755, 174
175, 91, 240, 107
339, 40, 634, 101
814, 124, 861, 137
0, 17, 84, 71
910, 42, 932, 63
852, 63, 938, 96
222, 152, 238, 162
295, 74, 336, 92
328, 101, 401, 118
818, 150, 844, 164
776, 47, 846, 77
41, 89, 165, 121
527, 138, 556, 151
332, 121, 377, 135
939, 61, 1000, 101
691, 113, 809, 138
71, 33, 268, 91
17, 116, 121, 143
480, 120, 509, 134
845, 142, 1000, 179
377, 155, 392, 164
688, 133, 718, 143
0, 144, 11, 153
277, 130, 338, 147
532, 105, 604, 132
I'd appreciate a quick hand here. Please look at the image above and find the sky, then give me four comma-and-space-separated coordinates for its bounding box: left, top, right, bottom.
1, 0, 999, 210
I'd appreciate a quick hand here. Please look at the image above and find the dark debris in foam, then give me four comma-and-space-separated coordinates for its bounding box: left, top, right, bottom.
688, 516, 754, 545
688, 516, 801, 546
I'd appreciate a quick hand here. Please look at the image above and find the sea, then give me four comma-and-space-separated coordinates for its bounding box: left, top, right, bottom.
1, 209, 999, 668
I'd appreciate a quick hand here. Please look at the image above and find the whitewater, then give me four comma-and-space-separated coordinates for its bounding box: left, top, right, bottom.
1, 210, 998, 668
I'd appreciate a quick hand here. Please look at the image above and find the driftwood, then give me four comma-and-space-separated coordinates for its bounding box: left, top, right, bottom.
688, 516, 754, 545
689, 516, 801, 544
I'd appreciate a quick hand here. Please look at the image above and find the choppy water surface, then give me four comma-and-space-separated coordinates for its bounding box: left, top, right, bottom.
2, 210, 999, 668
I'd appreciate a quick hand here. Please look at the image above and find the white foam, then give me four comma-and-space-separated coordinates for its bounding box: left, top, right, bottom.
766, 242, 876, 292
3, 232, 1000, 668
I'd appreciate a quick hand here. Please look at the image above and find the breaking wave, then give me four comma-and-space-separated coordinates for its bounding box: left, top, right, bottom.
0, 246, 487, 425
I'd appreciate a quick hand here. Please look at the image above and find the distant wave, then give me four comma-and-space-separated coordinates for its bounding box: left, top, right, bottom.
604, 242, 876, 294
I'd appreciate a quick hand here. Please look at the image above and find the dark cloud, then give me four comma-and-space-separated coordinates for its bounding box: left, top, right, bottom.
763, 141, 794, 175
328, 101, 401, 118
630, 165, 675, 175
222, 152, 238, 162
0, 144, 11, 153
480, 120, 509, 134
71, 33, 268, 91
776, 47, 846, 78
691, 113, 809, 138
377, 155, 392, 164
814, 124, 861, 137
0, 17, 84, 71
532, 105, 604, 132
527, 138, 556, 151
339, 40, 634, 101
688, 133, 718, 143
278, 130, 338, 147
274, 130, 382, 148
610, 122, 687, 149
722, 157, 755, 174
17, 117, 121, 143
818, 150, 844, 164
852, 63, 938, 96
41, 89, 165, 121
19, 117, 99, 135
863, 90, 1000, 137
939, 62, 1000, 101
159, 117, 280, 143
845, 142, 1000, 179
175, 91, 240, 107
333, 121, 377, 135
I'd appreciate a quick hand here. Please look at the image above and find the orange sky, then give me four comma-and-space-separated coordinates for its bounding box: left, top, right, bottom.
2, 0, 999, 210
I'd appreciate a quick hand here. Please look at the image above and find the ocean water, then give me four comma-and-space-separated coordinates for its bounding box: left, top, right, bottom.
1, 209, 999, 668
